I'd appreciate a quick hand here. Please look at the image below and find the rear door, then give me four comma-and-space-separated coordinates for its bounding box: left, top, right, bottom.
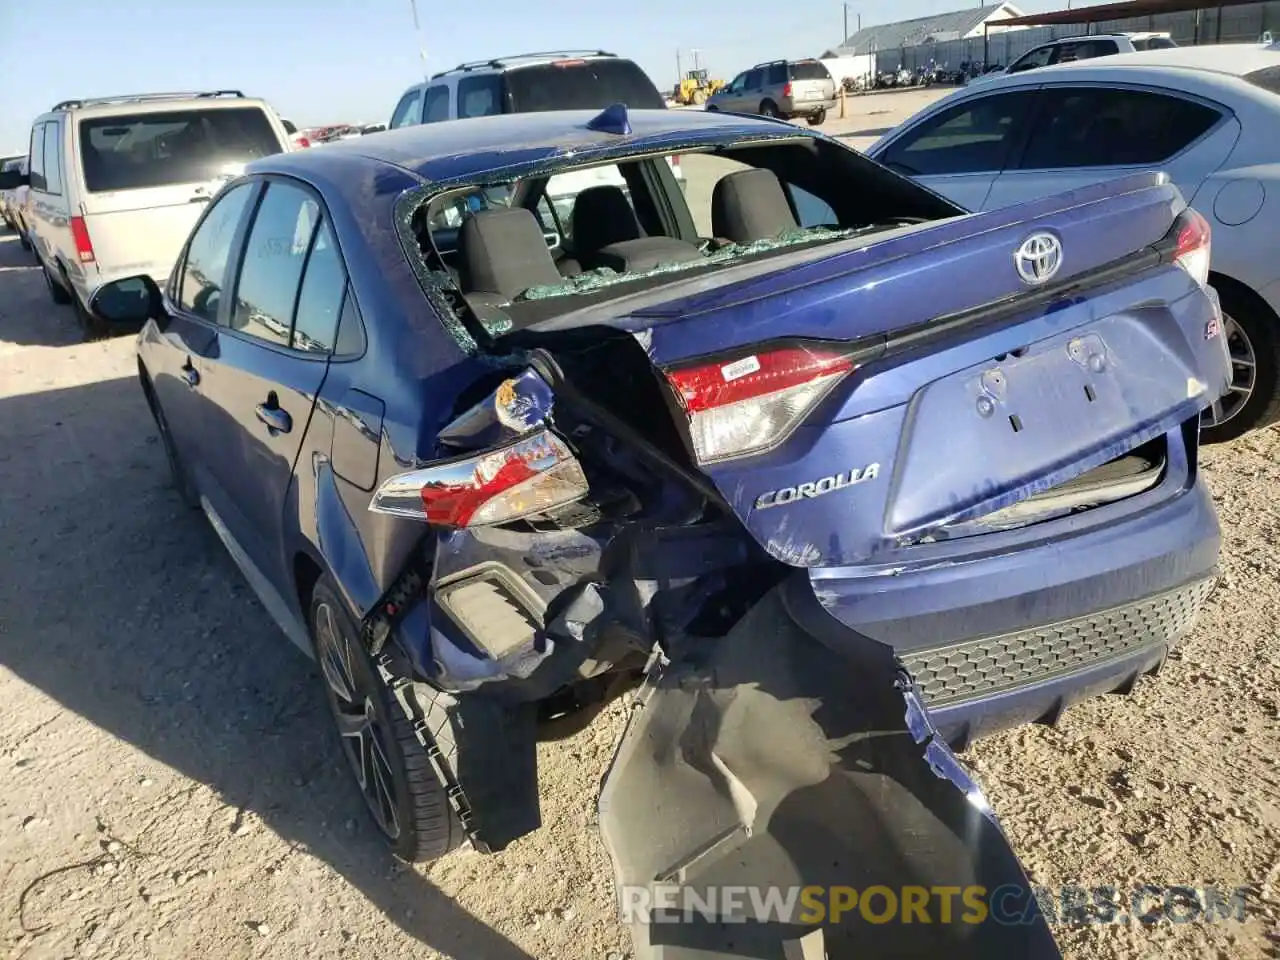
195, 178, 338, 591
502, 57, 666, 112
872, 89, 1040, 211
983, 85, 1237, 212
74, 104, 287, 288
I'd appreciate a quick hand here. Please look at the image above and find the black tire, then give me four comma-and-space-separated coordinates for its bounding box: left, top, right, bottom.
759, 99, 779, 119
71, 291, 110, 341
309, 575, 460, 863
1200, 282, 1280, 444
142, 378, 200, 509
43, 261, 71, 305
807, 109, 826, 126
705, 104, 719, 112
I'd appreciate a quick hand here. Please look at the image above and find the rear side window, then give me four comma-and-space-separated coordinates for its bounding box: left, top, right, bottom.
504, 59, 664, 111
28, 122, 46, 191
1009, 45, 1054, 73
766, 64, 787, 85
42, 122, 63, 195
880, 90, 1037, 175
292, 220, 346, 354
390, 88, 423, 128
78, 108, 284, 193
1018, 87, 1221, 169
458, 76, 503, 118
423, 85, 451, 123
744, 69, 765, 89
176, 181, 255, 321
790, 60, 830, 81
231, 182, 319, 346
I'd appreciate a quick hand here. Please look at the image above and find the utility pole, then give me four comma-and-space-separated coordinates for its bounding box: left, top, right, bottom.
691, 47, 701, 73
676, 48, 682, 81
408, 0, 427, 80
842, 4, 860, 42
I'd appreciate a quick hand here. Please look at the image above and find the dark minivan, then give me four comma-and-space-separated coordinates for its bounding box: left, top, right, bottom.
388, 50, 666, 128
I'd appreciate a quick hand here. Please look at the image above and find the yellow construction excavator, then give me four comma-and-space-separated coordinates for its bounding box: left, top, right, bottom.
672, 69, 724, 106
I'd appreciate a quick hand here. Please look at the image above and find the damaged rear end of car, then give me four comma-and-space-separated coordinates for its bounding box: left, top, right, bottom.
359, 113, 1229, 956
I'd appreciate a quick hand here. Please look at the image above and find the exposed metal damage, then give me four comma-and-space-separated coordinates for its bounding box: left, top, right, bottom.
598, 583, 1062, 959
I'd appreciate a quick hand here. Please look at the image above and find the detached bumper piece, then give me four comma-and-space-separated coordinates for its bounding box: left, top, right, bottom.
599, 587, 1061, 960
901, 576, 1216, 707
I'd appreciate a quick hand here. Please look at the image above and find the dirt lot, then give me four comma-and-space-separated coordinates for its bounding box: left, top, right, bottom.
2, 89, 1279, 960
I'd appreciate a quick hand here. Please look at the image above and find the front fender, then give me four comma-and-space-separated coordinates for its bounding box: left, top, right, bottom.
598, 584, 1061, 959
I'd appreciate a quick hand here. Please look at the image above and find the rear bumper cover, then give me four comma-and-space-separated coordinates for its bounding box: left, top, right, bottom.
598, 586, 1061, 959
792, 474, 1221, 741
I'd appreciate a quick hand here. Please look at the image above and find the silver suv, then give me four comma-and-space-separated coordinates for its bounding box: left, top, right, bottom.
705, 59, 837, 125
388, 50, 665, 127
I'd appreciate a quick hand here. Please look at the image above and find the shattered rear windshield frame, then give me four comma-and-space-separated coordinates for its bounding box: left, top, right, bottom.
389, 129, 874, 348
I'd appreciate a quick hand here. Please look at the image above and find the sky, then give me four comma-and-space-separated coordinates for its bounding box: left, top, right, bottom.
0, 0, 1104, 152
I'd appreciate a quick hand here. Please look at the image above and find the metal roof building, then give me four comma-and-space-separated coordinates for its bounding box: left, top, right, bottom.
824, 3, 1029, 57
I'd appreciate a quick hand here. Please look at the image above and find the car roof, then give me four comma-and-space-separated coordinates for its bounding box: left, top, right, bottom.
1027, 42, 1279, 79
251, 108, 804, 184
428, 50, 621, 80
39, 92, 272, 121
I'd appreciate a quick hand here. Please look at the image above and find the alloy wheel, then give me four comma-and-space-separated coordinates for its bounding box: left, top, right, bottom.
315, 601, 402, 840
1202, 311, 1257, 429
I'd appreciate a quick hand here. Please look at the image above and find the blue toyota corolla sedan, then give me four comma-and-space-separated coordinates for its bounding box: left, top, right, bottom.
85, 104, 1230, 958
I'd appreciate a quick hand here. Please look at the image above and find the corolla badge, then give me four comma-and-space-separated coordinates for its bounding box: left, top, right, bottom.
755, 463, 881, 511
1014, 232, 1063, 286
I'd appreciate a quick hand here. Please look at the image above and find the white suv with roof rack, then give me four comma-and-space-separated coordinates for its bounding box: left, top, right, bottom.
15, 90, 291, 336
968, 32, 1177, 85
388, 50, 683, 212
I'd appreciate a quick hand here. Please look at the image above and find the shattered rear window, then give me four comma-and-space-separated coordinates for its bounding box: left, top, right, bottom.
515, 227, 860, 302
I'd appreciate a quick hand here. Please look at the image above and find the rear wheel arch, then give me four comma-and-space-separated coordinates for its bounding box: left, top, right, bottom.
1205, 270, 1280, 440
292, 549, 325, 621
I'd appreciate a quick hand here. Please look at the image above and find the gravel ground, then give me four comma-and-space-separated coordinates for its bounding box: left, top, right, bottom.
1, 96, 1278, 959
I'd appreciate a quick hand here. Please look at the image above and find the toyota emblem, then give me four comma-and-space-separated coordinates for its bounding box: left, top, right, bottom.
1014, 232, 1063, 286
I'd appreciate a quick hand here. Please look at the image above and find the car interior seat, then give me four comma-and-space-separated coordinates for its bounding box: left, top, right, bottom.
710, 168, 799, 244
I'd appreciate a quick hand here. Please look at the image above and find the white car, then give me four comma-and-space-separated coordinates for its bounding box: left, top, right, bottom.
969, 33, 1177, 86
0, 91, 291, 337
868, 41, 1280, 443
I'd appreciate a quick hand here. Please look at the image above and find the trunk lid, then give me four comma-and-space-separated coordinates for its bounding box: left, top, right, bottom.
574, 173, 1230, 567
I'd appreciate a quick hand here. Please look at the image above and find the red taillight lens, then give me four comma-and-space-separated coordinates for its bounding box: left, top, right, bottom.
70, 216, 95, 264
298, 136, 311, 149
369, 430, 589, 527
783, 81, 793, 97
670, 154, 681, 167
664, 345, 857, 464
1173, 208, 1211, 287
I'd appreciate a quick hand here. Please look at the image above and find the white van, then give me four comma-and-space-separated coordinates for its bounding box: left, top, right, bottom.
20, 90, 291, 334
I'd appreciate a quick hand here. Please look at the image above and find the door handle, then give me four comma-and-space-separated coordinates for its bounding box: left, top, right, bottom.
255, 393, 292, 434
181, 359, 199, 388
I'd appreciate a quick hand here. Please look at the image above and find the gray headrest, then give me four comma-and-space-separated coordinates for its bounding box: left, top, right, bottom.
570, 185, 642, 256
711, 168, 799, 244
458, 208, 562, 300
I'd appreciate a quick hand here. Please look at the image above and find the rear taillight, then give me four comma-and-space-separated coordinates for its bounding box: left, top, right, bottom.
369, 430, 588, 528
1173, 208, 1211, 287
70, 216, 95, 264
298, 136, 311, 149
664, 344, 857, 465
670, 154, 680, 167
